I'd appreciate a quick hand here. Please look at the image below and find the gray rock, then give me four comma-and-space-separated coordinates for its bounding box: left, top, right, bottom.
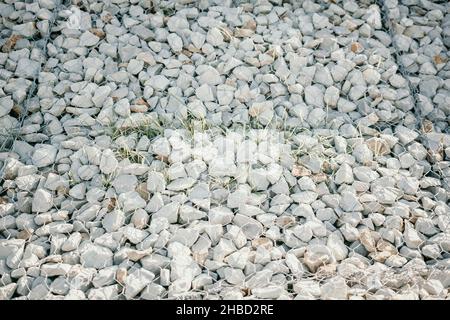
415, 218, 438, 236
167, 178, 196, 191
422, 279, 444, 296
153, 202, 180, 224
334, 163, 353, 185
304, 244, 334, 272
100, 149, 118, 174
209, 206, 234, 225
78, 165, 99, 180
114, 99, 131, 117
141, 283, 166, 299
88, 285, 119, 300
353, 143, 373, 164
112, 175, 138, 194
80, 244, 113, 269
206, 28, 224, 46
79, 31, 100, 47
327, 235, 348, 261
131, 209, 150, 229
125, 269, 156, 299
397, 176, 419, 195
252, 286, 284, 299
196, 84, 214, 102
127, 59, 144, 75
32, 189, 53, 213
353, 166, 378, 182
0, 283, 17, 300
41, 263, 72, 277
170, 228, 199, 247
340, 191, 363, 212
403, 223, 423, 249
0, 0, 447, 301
92, 267, 117, 288
123, 226, 149, 244
363, 68, 381, 85
13, 22, 37, 37
102, 210, 125, 232
28, 283, 49, 300
69, 183, 87, 201
337, 98, 356, 113
304, 85, 324, 108
314, 65, 333, 87
167, 33, 183, 52
15, 58, 40, 79
32, 145, 57, 168
249, 101, 274, 125
93, 86, 112, 108
324, 86, 340, 107
62, 232, 82, 252
190, 32, 206, 49
307, 108, 326, 128
373, 186, 398, 204
198, 66, 222, 85
115, 186, 144, 210
167, 16, 189, 32
389, 74, 407, 88
233, 214, 263, 239
0, 96, 13, 117
147, 171, 166, 192
320, 277, 348, 300
395, 126, 418, 145
149, 75, 170, 91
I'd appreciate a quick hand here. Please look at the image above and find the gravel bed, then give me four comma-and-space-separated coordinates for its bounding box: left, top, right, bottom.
0, 0, 449, 300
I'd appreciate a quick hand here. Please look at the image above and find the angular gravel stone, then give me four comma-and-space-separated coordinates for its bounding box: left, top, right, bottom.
324, 86, 340, 107
167, 33, 183, 52
32, 189, 53, 213
125, 269, 155, 299
80, 31, 100, 47
0, 0, 448, 301
102, 210, 126, 233
15, 59, 40, 79
363, 68, 381, 85
0, 96, 13, 117
32, 145, 57, 168
334, 163, 354, 185
80, 244, 114, 269
100, 149, 118, 174
304, 86, 324, 108
147, 172, 166, 192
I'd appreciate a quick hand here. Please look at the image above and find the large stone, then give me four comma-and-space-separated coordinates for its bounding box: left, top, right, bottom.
100, 149, 118, 174
118, 191, 146, 213
79, 31, 100, 47
334, 163, 353, 185
304, 85, 324, 108
153, 202, 180, 224
32, 145, 57, 168
0, 96, 13, 117
112, 175, 138, 194
80, 244, 113, 269
102, 210, 126, 233
167, 33, 183, 52
125, 269, 156, 299
32, 189, 53, 213
15, 58, 40, 79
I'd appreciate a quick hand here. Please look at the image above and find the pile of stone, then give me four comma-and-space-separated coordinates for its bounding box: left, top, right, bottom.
0, 0, 61, 148
0, 0, 449, 300
385, 0, 449, 127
